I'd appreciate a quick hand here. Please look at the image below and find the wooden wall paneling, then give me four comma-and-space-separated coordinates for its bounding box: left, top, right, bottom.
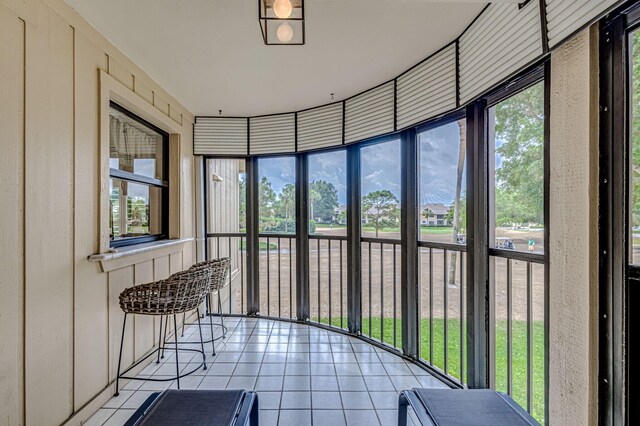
72, 30, 110, 411
133, 260, 155, 360
107, 56, 134, 91
169, 252, 183, 274
153, 92, 170, 116
170, 104, 182, 125
24, 5, 75, 424
153, 256, 170, 285
0, 5, 25, 424
134, 78, 154, 105
154, 255, 172, 336
108, 266, 134, 381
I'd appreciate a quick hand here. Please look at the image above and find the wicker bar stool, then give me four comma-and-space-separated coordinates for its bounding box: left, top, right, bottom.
169, 258, 231, 356
114, 268, 210, 396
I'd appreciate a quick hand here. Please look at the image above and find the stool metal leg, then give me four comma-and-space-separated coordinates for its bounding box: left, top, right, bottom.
114, 313, 128, 397
173, 314, 180, 389
208, 293, 216, 355
156, 315, 164, 364
161, 314, 169, 359
196, 307, 207, 370
217, 291, 226, 339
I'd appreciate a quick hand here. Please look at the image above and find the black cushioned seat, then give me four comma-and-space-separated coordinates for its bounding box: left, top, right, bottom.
398, 388, 540, 426
125, 389, 259, 426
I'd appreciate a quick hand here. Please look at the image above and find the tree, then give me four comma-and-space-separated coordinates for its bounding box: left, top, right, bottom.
337, 209, 347, 225
449, 119, 466, 286
239, 178, 246, 231
310, 180, 339, 222
309, 188, 320, 221
494, 82, 544, 226
362, 190, 399, 237
258, 177, 277, 231
276, 183, 296, 233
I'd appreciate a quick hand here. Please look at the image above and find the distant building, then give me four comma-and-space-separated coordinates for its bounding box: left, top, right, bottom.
420, 203, 451, 226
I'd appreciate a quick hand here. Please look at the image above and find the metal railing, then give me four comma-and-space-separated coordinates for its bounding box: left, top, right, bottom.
361, 237, 402, 350
308, 235, 348, 330
258, 234, 297, 319
206, 233, 247, 315
418, 242, 467, 384
489, 250, 545, 421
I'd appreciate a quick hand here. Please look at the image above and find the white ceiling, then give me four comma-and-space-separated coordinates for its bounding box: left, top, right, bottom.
64, 0, 491, 116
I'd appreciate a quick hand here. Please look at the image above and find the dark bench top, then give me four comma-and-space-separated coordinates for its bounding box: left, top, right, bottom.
128, 389, 245, 426
413, 389, 540, 426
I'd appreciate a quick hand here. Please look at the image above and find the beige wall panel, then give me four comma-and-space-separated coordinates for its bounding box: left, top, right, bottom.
183, 240, 195, 269
0, 6, 25, 425
133, 260, 155, 359
72, 30, 110, 411
108, 266, 134, 380
24, 6, 75, 424
154, 255, 171, 281
154, 92, 170, 116
134, 79, 154, 105
108, 56, 134, 91
170, 106, 182, 126
170, 252, 184, 274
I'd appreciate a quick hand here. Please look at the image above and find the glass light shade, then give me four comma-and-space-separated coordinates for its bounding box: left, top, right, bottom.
276, 23, 294, 43
273, 0, 293, 19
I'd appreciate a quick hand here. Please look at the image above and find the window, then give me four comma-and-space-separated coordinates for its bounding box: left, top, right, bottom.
308, 150, 347, 236
360, 138, 402, 347
360, 139, 402, 238
488, 82, 545, 254
257, 156, 297, 318
205, 158, 247, 315
109, 102, 169, 247
418, 119, 467, 244
486, 80, 546, 421
308, 149, 348, 329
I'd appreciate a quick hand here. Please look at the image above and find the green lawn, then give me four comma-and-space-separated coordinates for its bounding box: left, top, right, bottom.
419, 226, 455, 234
240, 241, 278, 250
311, 316, 545, 424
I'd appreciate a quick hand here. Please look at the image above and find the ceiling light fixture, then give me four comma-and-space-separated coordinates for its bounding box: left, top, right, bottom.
273, 0, 292, 19
259, 0, 305, 45
276, 23, 294, 42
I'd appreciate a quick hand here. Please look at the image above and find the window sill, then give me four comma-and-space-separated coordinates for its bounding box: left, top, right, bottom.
89, 238, 193, 273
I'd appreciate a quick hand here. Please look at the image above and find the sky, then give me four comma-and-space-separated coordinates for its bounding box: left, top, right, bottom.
257, 121, 466, 207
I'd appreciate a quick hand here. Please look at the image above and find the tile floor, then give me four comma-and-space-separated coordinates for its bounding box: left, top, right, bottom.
87, 318, 449, 425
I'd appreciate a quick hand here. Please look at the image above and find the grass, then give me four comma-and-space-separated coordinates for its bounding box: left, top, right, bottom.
239, 240, 278, 250
315, 225, 457, 235
311, 316, 545, 424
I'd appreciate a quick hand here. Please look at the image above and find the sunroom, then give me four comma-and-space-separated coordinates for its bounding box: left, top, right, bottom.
0, 0, 635, 425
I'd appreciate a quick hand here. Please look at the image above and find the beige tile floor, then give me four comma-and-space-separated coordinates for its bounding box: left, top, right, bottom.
87, 318, 448, 425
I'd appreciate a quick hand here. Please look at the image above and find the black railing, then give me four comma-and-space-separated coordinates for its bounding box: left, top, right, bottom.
489, 252, 545, 421
309, 235, 348, 330
258, 233, 296, 319
206, 233, 247, 315
418, 243, 467, 385
361, 237, 402, 350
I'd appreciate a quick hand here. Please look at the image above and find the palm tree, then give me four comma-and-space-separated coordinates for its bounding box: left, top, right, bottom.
448, 119, 466, 286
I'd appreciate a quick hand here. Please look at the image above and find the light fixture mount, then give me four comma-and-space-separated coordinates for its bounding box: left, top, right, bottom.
259, 0, 305, 45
